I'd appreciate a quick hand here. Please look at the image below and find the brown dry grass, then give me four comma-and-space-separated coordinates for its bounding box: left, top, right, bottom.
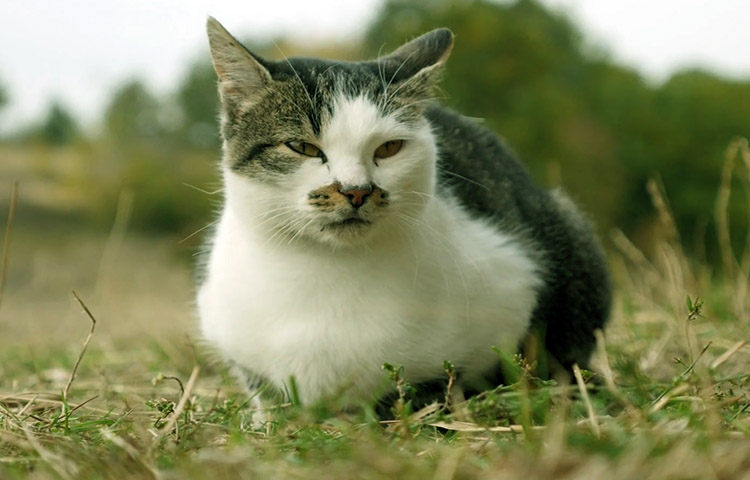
0, 141, 749, 479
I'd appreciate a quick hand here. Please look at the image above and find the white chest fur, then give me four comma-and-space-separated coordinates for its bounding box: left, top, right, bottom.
198, 193, 542, 405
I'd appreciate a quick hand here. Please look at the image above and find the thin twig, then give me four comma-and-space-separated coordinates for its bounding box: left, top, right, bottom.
650, 384, 690, 414
423, 421, 546, 433
679, 342, 712, 379
716, 140, 739, 278
0, 392, 110, 415
158, 365, 200, 438
159, 375, 185, 398
0, 179, 19, 311
65, 291, 98, 401
650, 344, 712, 407
95, 189, 133, 296
15, 394, 39, 418
734, 139, 750, 317
711, 340, 747, 370
65, 395, 99, 418
573, 363, 600, 438
594, 330, 616, 392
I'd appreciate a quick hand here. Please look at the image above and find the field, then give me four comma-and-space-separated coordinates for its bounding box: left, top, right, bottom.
1, 159, 750, 479
4, 0, 750, 475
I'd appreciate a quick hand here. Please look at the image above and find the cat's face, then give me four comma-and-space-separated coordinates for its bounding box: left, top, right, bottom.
207, 18, 453, 247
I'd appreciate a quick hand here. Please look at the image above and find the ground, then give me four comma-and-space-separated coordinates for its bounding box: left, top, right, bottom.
1, 176, 749, 479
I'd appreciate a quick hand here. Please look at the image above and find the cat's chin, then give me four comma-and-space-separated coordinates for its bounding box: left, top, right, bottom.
325, 217, 371, 229
313, 218, 378, 247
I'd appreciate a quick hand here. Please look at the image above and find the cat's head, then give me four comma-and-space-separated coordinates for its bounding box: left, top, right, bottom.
206, 18, 453, 247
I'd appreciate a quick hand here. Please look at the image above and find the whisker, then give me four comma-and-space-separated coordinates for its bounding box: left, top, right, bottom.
384, 216, 420, 286
179, 219, 220, 244
438, 169, 490, 191
382, 49, 419, 111
387, 96, 449, 116
394, 211, 453, 299
393, 190, 440, 202
264, 220, 298, 248
395, 210, 476, 321
183, 183, 223, 195
287, 217, 317, 245
255, 207, 299, 228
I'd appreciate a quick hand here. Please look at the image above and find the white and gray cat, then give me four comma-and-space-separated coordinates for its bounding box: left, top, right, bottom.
197, 17, 610, 418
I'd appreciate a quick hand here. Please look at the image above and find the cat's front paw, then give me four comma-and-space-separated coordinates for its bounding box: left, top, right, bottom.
249, 395, 268, 431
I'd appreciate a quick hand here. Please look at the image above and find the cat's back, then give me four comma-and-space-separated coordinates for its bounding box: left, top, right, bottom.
425, 104, 611, 370
426, 104, 544, 226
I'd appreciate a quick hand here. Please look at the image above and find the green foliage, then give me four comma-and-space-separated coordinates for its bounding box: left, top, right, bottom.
104, 80, 165, 144
5, 0, 750, 261
175, 61, 220, 149
366, 0, 624, 230
0, 80, 7, 111
366, 0, 750, 262
648, 71, 750, 252
68, 69, 222, 235
84, 146, 217, 235
39, 101, 79, 145
382, 362, 416, 420
2, 294, 749, 479
466, 376, 556, 427
1, 177, 750, 478
685, 295, 704, 318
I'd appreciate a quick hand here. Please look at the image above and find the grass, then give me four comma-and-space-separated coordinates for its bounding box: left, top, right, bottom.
2, 286, 748, 479
1, 143, 750, 479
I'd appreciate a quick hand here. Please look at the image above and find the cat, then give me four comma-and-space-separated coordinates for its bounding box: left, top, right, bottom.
197, 17, 611, 420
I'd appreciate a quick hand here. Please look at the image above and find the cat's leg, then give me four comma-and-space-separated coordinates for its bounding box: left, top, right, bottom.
247, 389, 268, 430
535, 190, 611, 375
228, 362, 270, 430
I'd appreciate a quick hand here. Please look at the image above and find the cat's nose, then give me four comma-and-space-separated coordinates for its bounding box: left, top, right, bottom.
339, 184, 373, 208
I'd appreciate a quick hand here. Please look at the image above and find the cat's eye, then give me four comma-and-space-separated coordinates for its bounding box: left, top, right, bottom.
374, 140, 404, 160
285, 141, 323, 158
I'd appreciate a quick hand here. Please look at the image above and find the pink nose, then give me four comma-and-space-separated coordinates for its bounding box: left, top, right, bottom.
339, 185, 372, 208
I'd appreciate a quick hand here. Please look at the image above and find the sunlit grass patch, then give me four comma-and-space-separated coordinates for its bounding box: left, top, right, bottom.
1, 141, 750, 478
1, 273, 748, 479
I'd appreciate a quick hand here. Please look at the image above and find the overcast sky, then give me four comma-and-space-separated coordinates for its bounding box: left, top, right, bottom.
1, 0, 748, 135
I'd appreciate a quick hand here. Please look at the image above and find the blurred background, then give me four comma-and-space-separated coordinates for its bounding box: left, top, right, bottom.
1, 0, 749, 348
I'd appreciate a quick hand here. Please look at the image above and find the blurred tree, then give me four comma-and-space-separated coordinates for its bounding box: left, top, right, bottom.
174, 61, 220, 149
33, 0, 748, 260
365, 0, 625, 232
0, 81, 7, 111
365, 0, 750, 262
651, 70, 750, 253
94, 79, 216, 235
39, 101, 79, 145
104, 80, 163, 144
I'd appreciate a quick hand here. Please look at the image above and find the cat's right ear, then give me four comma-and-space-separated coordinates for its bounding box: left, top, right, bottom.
206, 17, 272, 104
382, 28, 454, 79
378, 28, 454, 99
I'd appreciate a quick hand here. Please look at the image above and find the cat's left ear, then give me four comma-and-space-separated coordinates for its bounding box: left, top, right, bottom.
378, 28, 454, 95
206, 17, 273, 105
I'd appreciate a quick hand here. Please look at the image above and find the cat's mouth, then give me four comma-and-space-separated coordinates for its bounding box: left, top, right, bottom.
324, 216, 371, 230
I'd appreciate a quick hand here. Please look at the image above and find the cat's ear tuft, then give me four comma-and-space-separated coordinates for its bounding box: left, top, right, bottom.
386, 28, 454, 72
206, 17, 272, 104
378, 28, 453, 87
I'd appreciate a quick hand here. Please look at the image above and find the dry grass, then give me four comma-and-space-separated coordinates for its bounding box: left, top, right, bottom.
0, 225, 196, 350
1, 141, 750, 479
0, 179, 18, 310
